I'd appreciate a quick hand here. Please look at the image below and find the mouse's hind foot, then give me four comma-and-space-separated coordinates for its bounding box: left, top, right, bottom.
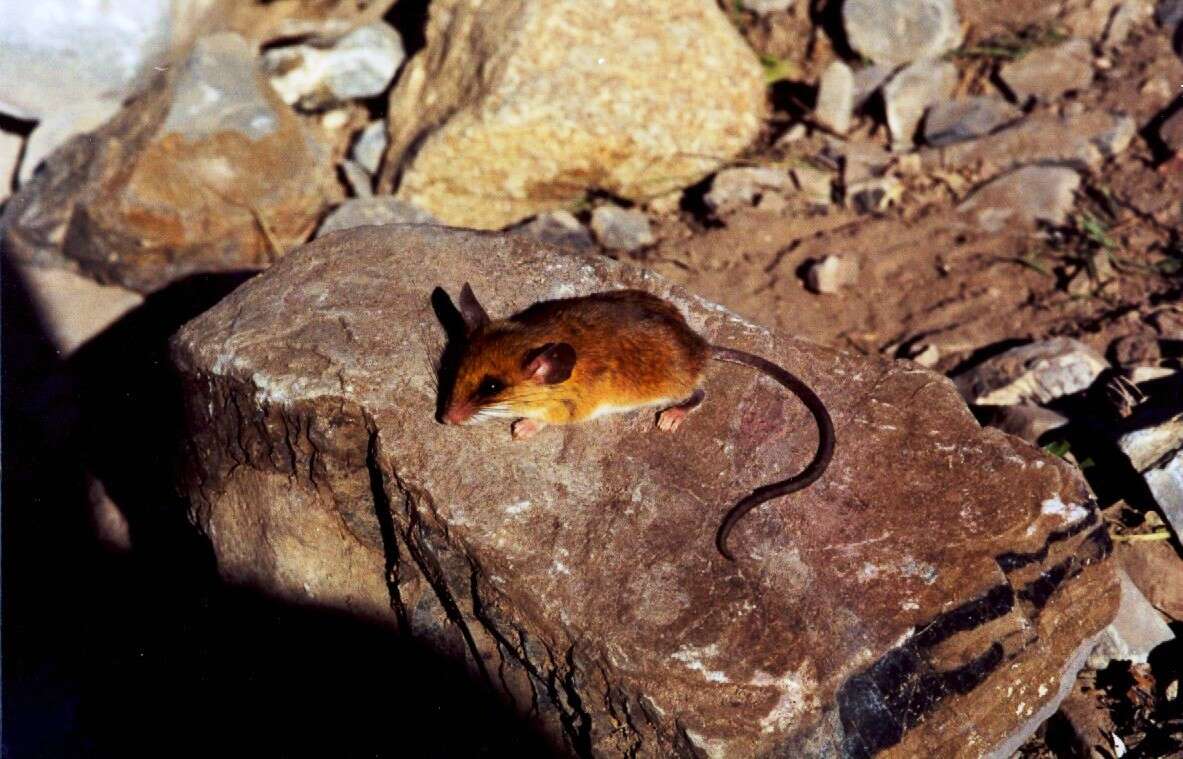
512, 418, 546, 440
656, 389, 705, 432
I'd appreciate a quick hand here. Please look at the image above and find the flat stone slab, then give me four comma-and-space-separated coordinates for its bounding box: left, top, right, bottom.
172, 225, 1117, 757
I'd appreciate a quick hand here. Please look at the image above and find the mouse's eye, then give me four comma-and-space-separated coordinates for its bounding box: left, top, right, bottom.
475, 376, 504, 398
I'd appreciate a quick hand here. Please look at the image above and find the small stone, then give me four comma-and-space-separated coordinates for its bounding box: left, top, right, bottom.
739, 0, 794, 13
511, 210, 594, 250
704, 166, 793, 214
589, 206, 654, 251
837, 139, 892, 185
958, 166, 1081, 233
848, 176, 902, 213
981, 403, 1070, 443
852, 64, 896, 110
842, 0, 962, 65
923, 97, 1023, 147
953, 337, 1110, 406
1119, 413, 1183, 472
805, 254, 859, 294
1141, 75, 1175, 103
1105, 1, 1153, 48
0, 130, 20, 202
1145, 450, 1183, 538
264, 22, 405, 109
644, 190, 683, 216
999, 39, 1095, 103
883, 59, 958, 150
351, 120, 388, 175
1111, 334, 1161, 368
1092, 113, 1137, 158
1159, 108, 1183, 153
791, 166, 833, 207
814, 61, 855, 134
1157, 0, 1183, 28
340, 159, 373, 198
316, 197, 438, 237
1088, 569, 1175, 668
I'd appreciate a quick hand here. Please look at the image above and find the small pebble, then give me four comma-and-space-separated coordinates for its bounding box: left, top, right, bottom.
805, 255, 859, 294
814, 61, 855, 135
590, 206, 655, 251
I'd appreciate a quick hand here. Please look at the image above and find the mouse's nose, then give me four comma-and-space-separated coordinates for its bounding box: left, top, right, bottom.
442, 405, 469, 425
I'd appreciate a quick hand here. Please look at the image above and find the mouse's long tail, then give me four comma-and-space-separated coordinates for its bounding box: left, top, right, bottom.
709, 346, 835, 561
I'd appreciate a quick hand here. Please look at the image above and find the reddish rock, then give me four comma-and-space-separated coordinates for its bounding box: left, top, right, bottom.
172, 225, 1118, 757
2, 33, 338, 294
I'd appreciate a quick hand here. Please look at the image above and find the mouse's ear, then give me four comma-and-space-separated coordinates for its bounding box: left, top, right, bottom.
522, 342, 576, 384
458, 283, 490, 334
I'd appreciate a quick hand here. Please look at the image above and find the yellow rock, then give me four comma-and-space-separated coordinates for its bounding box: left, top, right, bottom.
379, 0, 766, 229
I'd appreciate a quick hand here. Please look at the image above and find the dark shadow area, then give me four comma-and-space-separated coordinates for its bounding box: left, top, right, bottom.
2, 259, 553, 757
429, 286, 470, 421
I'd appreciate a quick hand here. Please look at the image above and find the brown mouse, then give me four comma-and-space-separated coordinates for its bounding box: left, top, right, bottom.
439, 284, 835, 561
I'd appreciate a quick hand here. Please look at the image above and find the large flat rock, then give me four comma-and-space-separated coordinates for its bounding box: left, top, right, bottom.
172, 225, 1118, 757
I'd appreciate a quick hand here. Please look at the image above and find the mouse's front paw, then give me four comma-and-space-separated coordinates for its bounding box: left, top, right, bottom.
511, 419, 545, 440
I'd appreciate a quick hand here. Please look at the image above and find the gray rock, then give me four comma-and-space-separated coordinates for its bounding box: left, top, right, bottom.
814, 61, 855, 134
1092, 113, 1137, 158
791, 166, 833, 207
512, 210, 594, 250
351, 120, 388, 175
923, 97, 1023, 147
264, 21, 405, 109
589, 205, 654, 251
316, 197, 438, 237
739, 0, 794, 13
163, 33, 280, 140
958, 166, 1081, 233
0, 0, 185, 120
1160, 108, 1183, 153
1157, 0, 1183, 28
1088, 570, 1175, 668
172, 224, 1118, 757
883, 59, 958, 150
999, 39, 1095, 102
704, 166, 793, 213
921, 110, 1130, 177
0, 129, 20, 203
1119, 411, 1183, 471
1146, 450, 1183, 538
852, 63, 896, 110
804, 254, 859, 293
340, 159, 373, 198
842, 0, 962, 65
954, 337, 1110, 406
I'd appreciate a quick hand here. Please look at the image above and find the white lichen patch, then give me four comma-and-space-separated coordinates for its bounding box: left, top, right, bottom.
505, 500, 532, 515
751, 664, 818, 735
1040, 495, 1088, 525
683, 729, 730, 759
671, 643, 730, 683
550, 559, 572, 576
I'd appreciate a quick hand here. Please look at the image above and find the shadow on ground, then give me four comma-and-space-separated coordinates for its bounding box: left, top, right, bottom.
2, 256, 552, 757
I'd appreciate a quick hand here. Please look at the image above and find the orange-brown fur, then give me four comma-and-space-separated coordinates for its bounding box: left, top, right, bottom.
446, 290, 709, 425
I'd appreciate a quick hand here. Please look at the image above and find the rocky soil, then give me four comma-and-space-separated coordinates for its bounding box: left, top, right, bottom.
2, 0, 1180, 756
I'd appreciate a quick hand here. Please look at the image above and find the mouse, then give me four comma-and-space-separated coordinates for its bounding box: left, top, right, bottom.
438, 284, 835, 561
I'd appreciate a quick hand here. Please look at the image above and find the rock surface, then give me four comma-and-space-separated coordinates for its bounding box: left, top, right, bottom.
883, 59, 959, 150
704, 166, 794, 214
814, 61, 855, 135
923, 97, 1023, 147
173, 225, 1118, 758
957, 166, 1082, 233
1, 33, 338, 294
316, 197, 438, 237
842, 0, 962, 65
351, 120, 388, 175
589, 206, 655, 251
376, 0, 766, 229
954, 338, 1109, 406
262, 22, 404, 110
1088, 570, 1174, 667
999, 39, 1095, 102
13, 263, 143, 355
